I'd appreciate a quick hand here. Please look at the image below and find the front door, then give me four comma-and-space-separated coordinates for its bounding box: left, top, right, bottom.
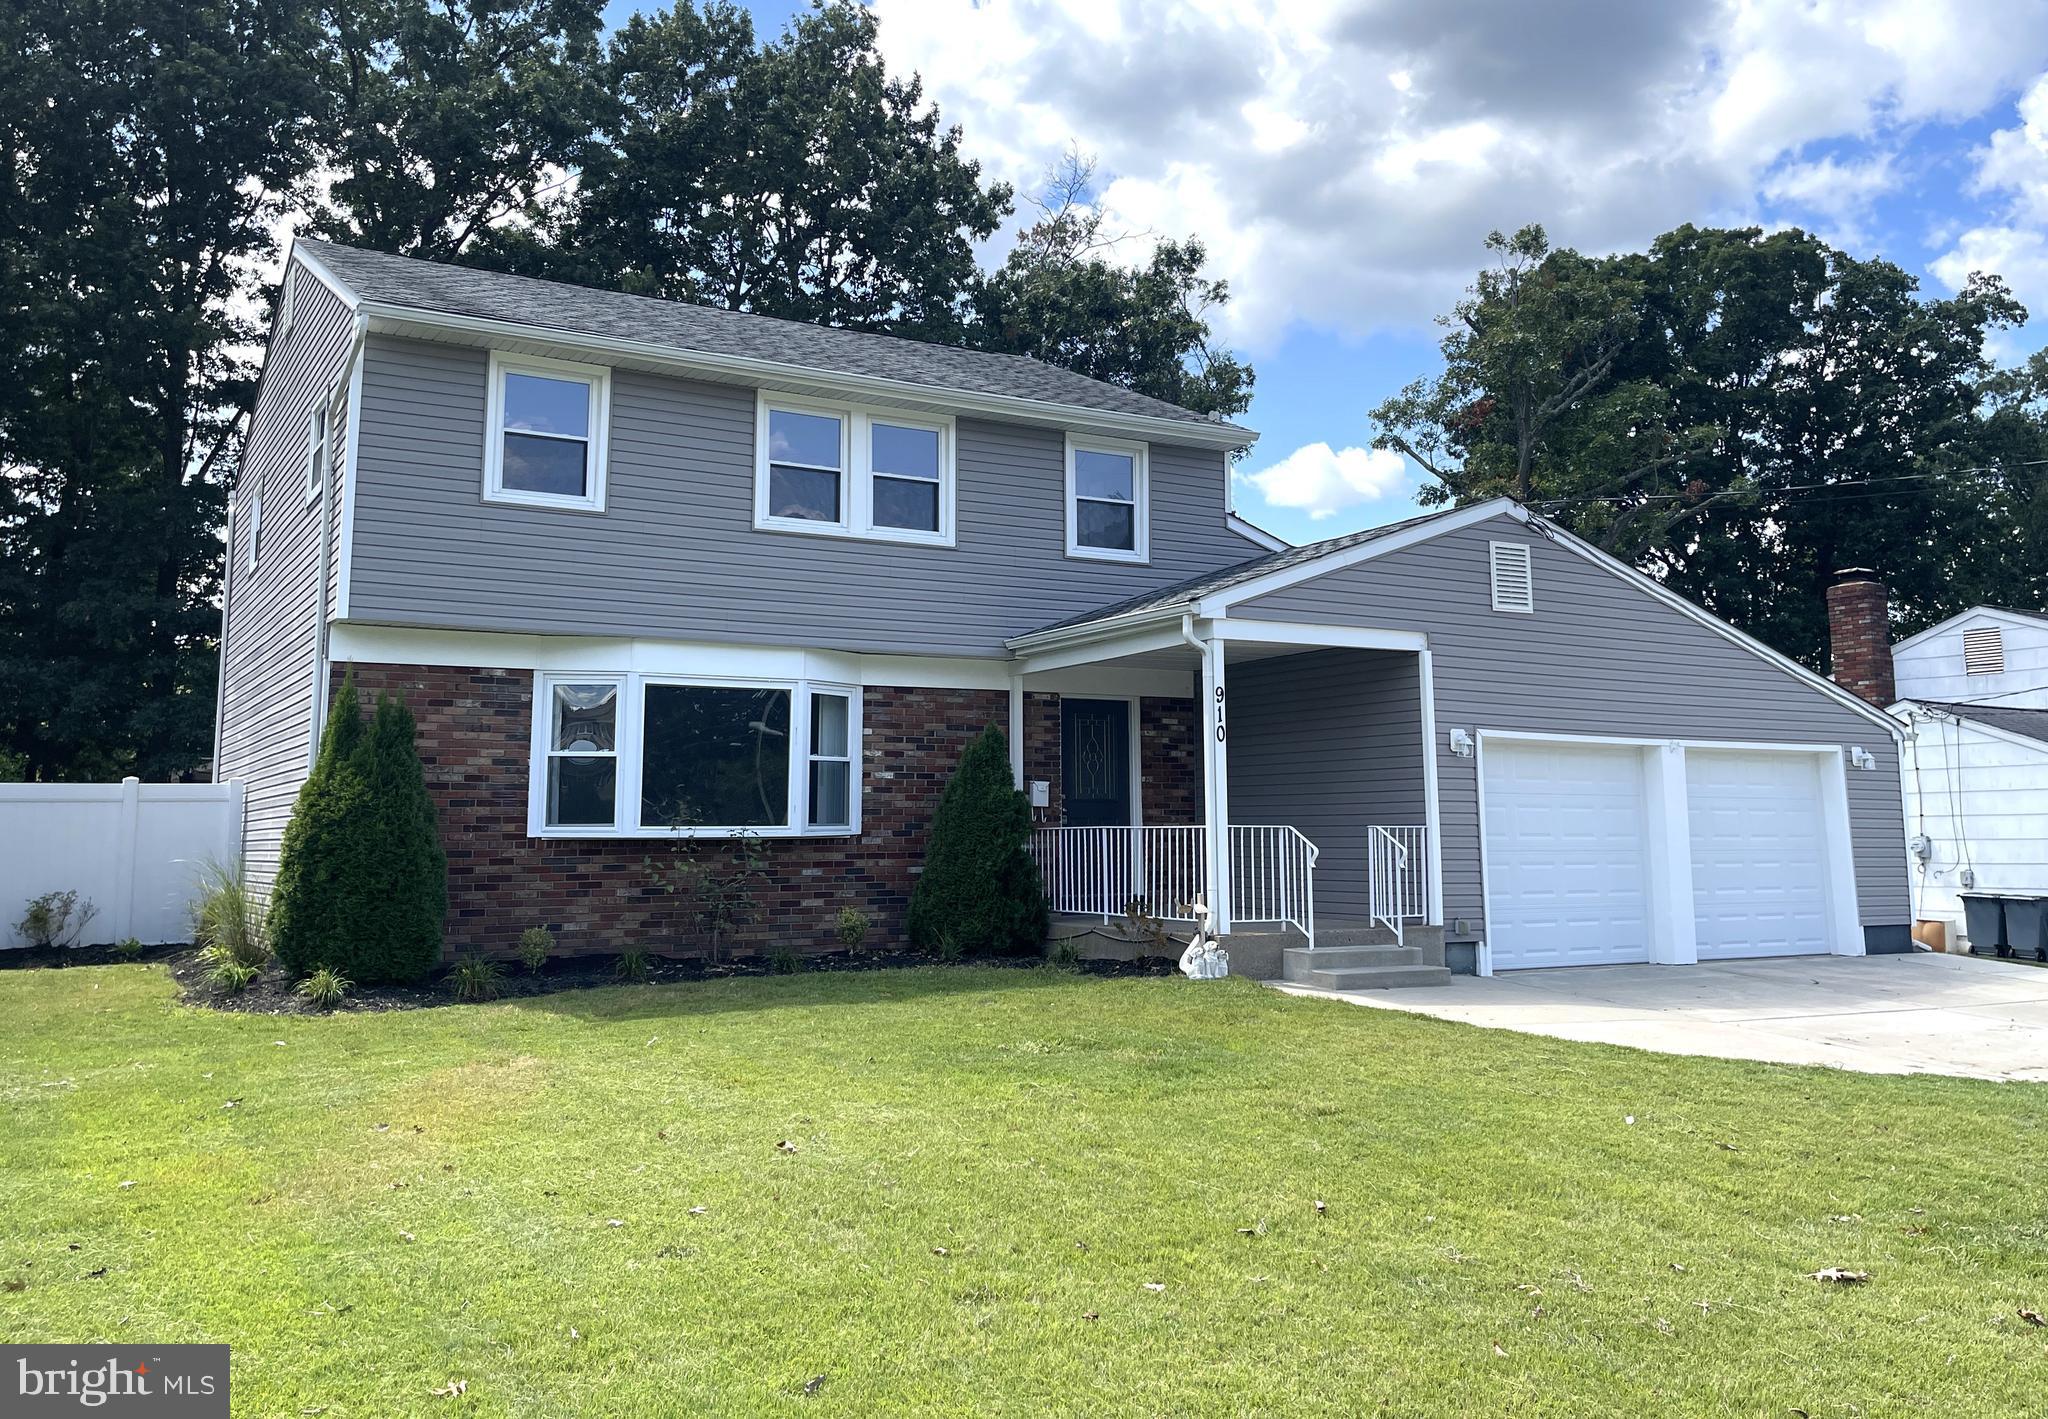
1061, 699, 1133, 827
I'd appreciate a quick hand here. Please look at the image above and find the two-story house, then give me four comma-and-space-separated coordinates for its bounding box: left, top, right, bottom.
216, 239, 1911, 984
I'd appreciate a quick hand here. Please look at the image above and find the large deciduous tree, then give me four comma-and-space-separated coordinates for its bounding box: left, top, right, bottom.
0, 0, 323, 780
1374, 223, 2026, 667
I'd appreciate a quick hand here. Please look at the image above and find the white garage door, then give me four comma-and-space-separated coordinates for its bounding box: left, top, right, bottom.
1686, 750, 1831, 958
1483, 742, 1652, 968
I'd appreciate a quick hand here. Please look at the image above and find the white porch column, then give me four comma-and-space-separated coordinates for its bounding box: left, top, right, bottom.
1417, 646, 1445, 926
1199, 633, 1232, 933
1643, 741, 1699, 965
1007, 674, 1025, 789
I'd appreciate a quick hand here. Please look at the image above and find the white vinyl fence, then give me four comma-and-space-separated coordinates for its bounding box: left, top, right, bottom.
0, 779, 245, 948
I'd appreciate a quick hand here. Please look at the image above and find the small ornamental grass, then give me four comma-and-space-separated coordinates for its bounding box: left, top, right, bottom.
447, 955, 502, 1002
191, 858, 268, 969
613, 948, 650, 983
768, 945, 803, 975
294, 967, 351, 1010
206, 958, 261, 995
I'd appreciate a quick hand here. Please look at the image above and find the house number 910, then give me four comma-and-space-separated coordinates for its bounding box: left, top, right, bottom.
1213, 685, 1227, 742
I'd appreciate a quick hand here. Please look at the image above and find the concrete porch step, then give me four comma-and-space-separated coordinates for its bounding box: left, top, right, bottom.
1295, 964, 1455, 991
1284, 944, 1429, 971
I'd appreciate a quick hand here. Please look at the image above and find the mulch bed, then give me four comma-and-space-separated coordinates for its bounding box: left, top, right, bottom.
40, 943, 1174, 1015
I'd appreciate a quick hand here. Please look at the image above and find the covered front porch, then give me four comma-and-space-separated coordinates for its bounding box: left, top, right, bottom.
1004, 610, 1446, 977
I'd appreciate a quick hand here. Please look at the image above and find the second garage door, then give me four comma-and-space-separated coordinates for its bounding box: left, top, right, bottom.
1483, 741, 1652, 968
1686, 749, 1832, 958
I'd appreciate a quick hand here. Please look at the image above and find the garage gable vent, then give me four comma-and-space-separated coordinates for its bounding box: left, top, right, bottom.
1489, 541, 1535, 613
1962, 625, 2005, 676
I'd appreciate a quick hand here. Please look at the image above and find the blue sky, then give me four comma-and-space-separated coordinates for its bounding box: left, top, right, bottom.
614, 1, 2048, 545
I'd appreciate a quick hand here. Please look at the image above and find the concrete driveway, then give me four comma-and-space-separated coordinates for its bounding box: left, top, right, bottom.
1272, 952, 2048, 1081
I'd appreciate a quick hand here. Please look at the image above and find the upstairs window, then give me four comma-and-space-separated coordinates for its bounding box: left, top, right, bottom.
531, 672, 860, 837
483, 351, 610, 512
754, 394, 954, 545
246, 491, 263, 572
306, 400, 329, 503
1962, 625, 2005, 676
1489, 541, 1535, 613
1066, 436, 1148, 562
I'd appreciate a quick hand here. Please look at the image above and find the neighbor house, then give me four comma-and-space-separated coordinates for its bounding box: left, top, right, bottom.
1835, 597, 2048, 947
215, 240, 1912, 983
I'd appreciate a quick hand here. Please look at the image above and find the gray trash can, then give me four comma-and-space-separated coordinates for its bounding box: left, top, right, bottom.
1961, 893, 2007, 956
2002, 896, 2047, 963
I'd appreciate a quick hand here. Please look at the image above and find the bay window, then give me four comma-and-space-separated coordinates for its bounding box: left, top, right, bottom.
530, 672, 859, 837
754, 393, 953, 545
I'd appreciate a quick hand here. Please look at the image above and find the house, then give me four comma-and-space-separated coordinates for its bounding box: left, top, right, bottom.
1837, 598, 2048, 947
214, 239, 1912, 982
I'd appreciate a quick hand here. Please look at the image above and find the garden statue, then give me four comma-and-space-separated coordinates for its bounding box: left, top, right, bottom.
1178, 897, 1229, 980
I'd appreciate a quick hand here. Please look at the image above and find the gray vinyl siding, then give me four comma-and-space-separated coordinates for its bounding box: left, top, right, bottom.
1235, 514, 1911, 937
345, 336, 1260, 654
1227, 649, 1425, 919
215, 265, 355, 893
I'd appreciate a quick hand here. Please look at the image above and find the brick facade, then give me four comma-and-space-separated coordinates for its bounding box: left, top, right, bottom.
336, 664, 1200, 960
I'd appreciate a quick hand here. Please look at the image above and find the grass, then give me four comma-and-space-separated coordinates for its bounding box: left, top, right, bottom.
1, 965, 2044, 1417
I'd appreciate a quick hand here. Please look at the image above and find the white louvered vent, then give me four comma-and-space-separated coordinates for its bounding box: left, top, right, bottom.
1489, 541, 1535, 613
1962, 625, 2005, 676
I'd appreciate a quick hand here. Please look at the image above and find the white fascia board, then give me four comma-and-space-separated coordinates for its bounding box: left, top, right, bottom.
1012, 626, 1193, 677
1004, 605, 1185, 656
359, 303, 1258, 453
1890, 605, 2040, 656
1226, 513, 1289, 552
289, 240, 363, 311
1895, 700, 2048, 756
1194, 498, 1522, 614
1205, 618, 1427, 653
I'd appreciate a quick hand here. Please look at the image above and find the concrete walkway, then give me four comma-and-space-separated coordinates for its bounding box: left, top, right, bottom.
1270, 952, 2048, 1081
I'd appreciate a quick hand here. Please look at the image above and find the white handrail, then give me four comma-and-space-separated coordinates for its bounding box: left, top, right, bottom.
1029, 823, 1320, 948
1368, 825, 1408, 947
1373, 825, 1430, 920
1229, 824, 1319, 950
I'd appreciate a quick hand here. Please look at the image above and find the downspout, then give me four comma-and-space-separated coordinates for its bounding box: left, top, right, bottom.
309, 317, 368, 757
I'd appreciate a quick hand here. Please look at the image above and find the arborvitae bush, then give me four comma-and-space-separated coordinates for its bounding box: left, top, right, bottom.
906, 725, 1048, 955
270, 670, 447, 984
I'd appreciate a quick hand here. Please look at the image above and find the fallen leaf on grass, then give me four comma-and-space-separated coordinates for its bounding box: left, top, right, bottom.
1715, 1140, 1739, 1151
802, 1374, 826, 1396
1669, 1262, 1686, 1273
1515, 1284, 1543, 1296
430, 1379, 467, 1399
65, 1243, 80, 1252
568, 1327, 582, 1342
1142, 1282, 1166, 1293
1492, 1341, 1509, 1358
606, 1220, 624, 1229
2, 1279, 25, 1293
398, 1231, 415, 1243
776, 1140, 799, 1154
220, 1099, 240, 1110
931, 1247, 950, 1257
118, 1181, 136, 1190
1807, 1268, 1870, 1284
1236, 1219, 1266, 1237
1313, 1200, 1326, 1215
2020, 1308, 2045, 1327
1081, 1311, 1099, 1322
687, 1206, 707, 1217
83, 1267, 106, 1279
373, 1124, 390, 1133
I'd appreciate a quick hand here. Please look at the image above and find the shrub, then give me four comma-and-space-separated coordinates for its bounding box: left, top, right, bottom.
295, 967, 351, 1010
836, 907, 869, 952
17, 890, 97, 950
517, 927, 553, 974
934, 930, 963, 963
207, 958, 261, 994
1046, 937, 1082, 969
272, 672, 447, 985
614, 948, 650, 982
447, 955, 501, 1001
113, 937, 145, 961
192, 859, 267, 968
768, 945, 802, 974
906, 725, 1048, 956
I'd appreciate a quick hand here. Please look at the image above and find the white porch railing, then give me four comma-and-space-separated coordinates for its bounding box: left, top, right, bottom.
1367, 826, 1409, 947
1029, 824, 1320, 949
1372, 824, 1431, 920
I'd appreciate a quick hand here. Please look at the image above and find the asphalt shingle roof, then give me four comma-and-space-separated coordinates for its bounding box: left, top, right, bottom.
1022, 506, 1460, 637
1917, 701, 2048, 747
299, 239, 1248, 435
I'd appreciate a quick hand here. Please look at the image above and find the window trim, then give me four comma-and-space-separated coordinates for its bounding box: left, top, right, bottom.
1064, 434, 1149, 564
482, 349, 611, 513
246, 491, 263, 571
1489, 540, 1535, 613
305, 398, 329, 505
527, 670, 862, 839
753, 392, 956, 547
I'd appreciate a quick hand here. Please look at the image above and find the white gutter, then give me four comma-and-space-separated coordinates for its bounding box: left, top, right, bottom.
360, 302, 1258, 453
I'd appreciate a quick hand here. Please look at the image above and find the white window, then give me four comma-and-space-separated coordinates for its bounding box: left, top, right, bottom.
305, 399, 329, 503
1490, 541, 1535, 613
483, 351, 610, 512
1065, 435, 1148, 563
246, 491, 263, 571
754, 394, 954, 545
1962, 625, 2005, 676
276, 275, 294, 341
530, 672, 860, 838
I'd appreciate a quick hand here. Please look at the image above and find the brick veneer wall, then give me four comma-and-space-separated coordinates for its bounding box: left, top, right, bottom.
335, 665, 1201, 959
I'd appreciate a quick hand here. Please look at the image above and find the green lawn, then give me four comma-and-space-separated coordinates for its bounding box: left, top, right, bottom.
2, 965, 2043, 1416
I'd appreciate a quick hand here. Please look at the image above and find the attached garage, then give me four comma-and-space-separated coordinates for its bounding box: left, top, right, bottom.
1479, 734, 1860, 972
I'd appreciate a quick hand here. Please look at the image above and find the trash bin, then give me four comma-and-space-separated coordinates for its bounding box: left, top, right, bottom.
2002, 896, 2048, 963
1961, 893, 2007, 957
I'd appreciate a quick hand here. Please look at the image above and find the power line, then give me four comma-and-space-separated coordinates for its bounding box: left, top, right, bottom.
1530, 458, 2048, 513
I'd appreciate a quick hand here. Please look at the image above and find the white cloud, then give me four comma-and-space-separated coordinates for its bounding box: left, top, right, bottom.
869, 0, 2048, 350
1238, 442, 1413, 520
1933, 71, 2048, 327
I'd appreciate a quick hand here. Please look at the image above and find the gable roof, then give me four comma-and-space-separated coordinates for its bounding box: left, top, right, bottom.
1909, 700, 2048, 748
291, 239, 1254, 447
1890, 604, 2048, 655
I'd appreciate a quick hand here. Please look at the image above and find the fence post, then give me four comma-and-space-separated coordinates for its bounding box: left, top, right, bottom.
108, 777, 142, 944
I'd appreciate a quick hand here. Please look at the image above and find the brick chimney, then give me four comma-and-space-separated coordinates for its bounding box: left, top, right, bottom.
1826, 568, 1895, 706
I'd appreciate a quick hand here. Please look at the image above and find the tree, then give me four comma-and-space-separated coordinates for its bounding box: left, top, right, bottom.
271, 672, 446, 984
973, 151, 1253, 419
906, 726, 1047, 956
318, 0, 611, 260
563, 0, 1009, 338
1374, 223, 2027, 667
